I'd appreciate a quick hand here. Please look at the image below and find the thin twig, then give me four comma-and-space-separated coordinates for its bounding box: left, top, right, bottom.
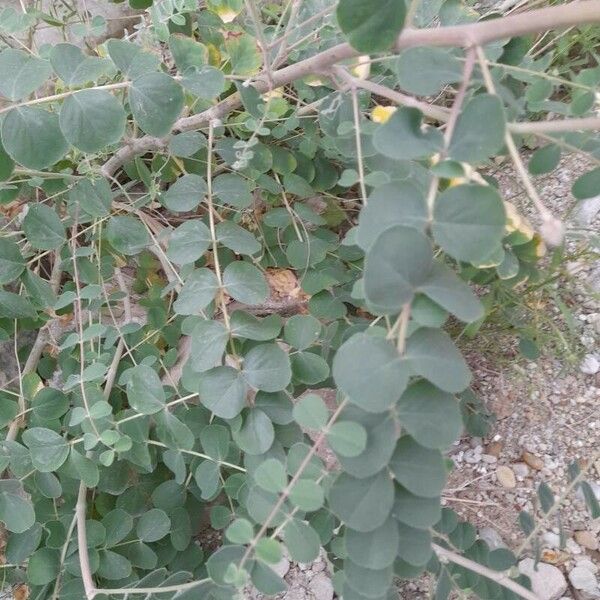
434, 544, 539, 600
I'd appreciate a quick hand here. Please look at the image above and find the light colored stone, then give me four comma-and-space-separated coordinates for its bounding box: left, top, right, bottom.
580, 354, 600, 375
522, 451, 544, 470
569, 566, 599, 593
496, 465, 517, 488
543, 532, 561, 549
308, 573, 333, 600
479, 527, 507, 550
513, 462, 530, 478
574, 530, 599, 551
519, 558, 568, 600
577, 559, 599, 574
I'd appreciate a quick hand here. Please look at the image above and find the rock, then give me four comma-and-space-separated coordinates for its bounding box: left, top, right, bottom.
574, 530, 599, 551
568, 566, 599, 594
519, 559, 568, 600
577, 559, 599, 575
496, 466, 517, 488
543, 532, 561, 549
580, 354, 600, 375
566, 538, 582, 555
479, 527, 507, 550
308, 573, 334, 600
522, 451, 544, 470
481, 454, 498, 464
513, 463, 530, 478
486, 441, 503, 457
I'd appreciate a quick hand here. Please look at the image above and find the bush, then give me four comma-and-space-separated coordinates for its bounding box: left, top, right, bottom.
0, 0, 599, 598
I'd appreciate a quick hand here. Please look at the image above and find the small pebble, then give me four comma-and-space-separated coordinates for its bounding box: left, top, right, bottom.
522, 451, 544, 470
580, 354, 600, 375
574, 530, 599, 551
496, 466, 516, 489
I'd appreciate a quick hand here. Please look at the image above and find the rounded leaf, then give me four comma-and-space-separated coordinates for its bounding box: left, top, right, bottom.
59, 89, 126, 153
2, 107, 68, 169
328, 471, 394, 532
333, 333, 408, 412
242, 343, 291, 392
432, 184, 506, 263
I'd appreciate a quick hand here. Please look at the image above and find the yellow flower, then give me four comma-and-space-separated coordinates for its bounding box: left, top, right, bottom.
371, 105, 396, 123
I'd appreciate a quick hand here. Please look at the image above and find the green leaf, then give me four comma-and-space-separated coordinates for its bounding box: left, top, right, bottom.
50, 43, 112, 85
572, 167, 600, 200
405, 327, 471, 393
333, 333, 408, 412
106, 215, 149, 255
0, 236, 24, 284
448, 94, 506, 163
102, 508, 133, 548
328, 471, 394, 532
432, 184, 506, 263
396, 380, 462, 449
364, 225, 433, 314
27, 547, 59, 585
32, 387, 69, 420
293, 393, 328, 430
390, 435, 446, 498
225, 33, 262, 75
327, 421, 367, 457
97, 549, 132, 580
0, 138, 15, 181
344, 560, 393, 598
223, 261, 268, 305
242, 343, 292, 392
337, 408, 397, 478
528, 144, 561, 175
181, 65, 226, 99
162, 174, 207, 212
173, 268, 219, 315
0, 48, 51, 101
230, 311, 282, 341
169, 131, 206, 157
289, 479, 324, 512
419, 262, 484, 323
232, 408, 274, 455
70, 178, 112, 218
0, 482, 35, 533
396, 522, 433, 566
126, 364, 166, 414
336, 0, 406, 53
254, 458, 287, 493
393, 485, 441, 529
283, 519, 320, 563
198, 366, 246, 419
0, 289, 37, 319
207, 545, 246, 586
373, 108, 443, 160
213, 173, 253, 209
59, 89, 126, 153
189, 319, 229, 372
69, 449, 99, 488
23, 204, 65, 250
226, 518, 254, 544
345, 517, 399, 569
106, 38, 160, 79
217, 221, 261, 255
356, 182, 428, 251
255, 538, 282, 564
129, 72, 184, 137
394, 47, 462, 95
136, 508, 171, 542
169, 33, 208, 71
284, 315, 321, 350
22, 427, 69, 472
5, 522, 42, 563
2, 107, 69, 169
251, 561, 287, 595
